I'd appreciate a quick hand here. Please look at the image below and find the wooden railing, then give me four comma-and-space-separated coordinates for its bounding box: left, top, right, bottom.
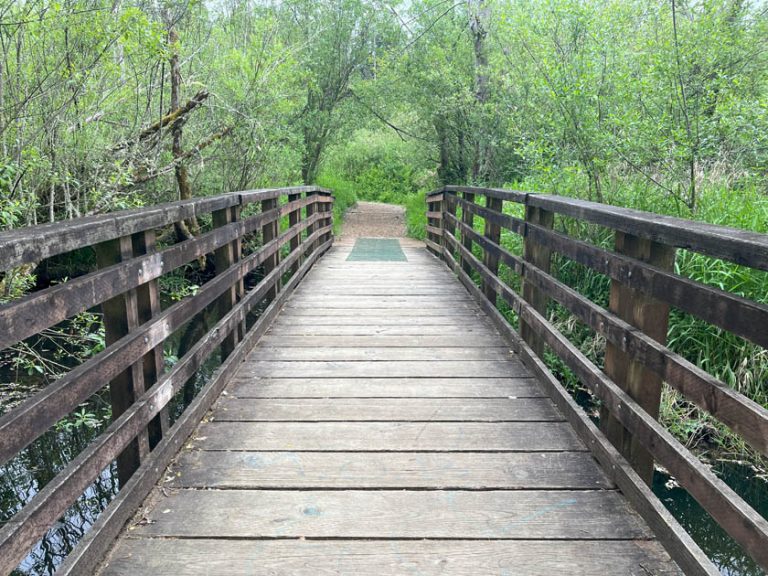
0, 187, 333, 575
426, 185, 768, 575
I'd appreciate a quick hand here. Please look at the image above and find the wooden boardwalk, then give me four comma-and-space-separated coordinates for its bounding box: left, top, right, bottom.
99, 241, 681, 575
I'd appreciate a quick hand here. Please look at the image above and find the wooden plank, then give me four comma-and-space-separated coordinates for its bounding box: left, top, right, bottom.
0, 194, 240, 272
445, 185, 528, 204
101, 539, 681, 576
280, 309, 483, 316
191, 422, 584, 451
284, 302, 478, 310
270, 316, 493, 326
227, 377, 546, 398
257, 335, 501, 347
286, 296, 474, 305
237, 360, 530, 378
527, 221, 768, 350
454, 195, 525, 236
246, 347, 513, 362
528, 193, 768, 272
211, 397, 562, 422
266, 324, 497, 336
128, 489, 651, 539
174, 450, 611, 489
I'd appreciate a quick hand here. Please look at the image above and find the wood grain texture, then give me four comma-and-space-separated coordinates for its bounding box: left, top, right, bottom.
175, 451, 611, 489
210, 397, 562, 421
257, 334, 503, 347
266, 324, 497, 336
246, 346, 513, 361
130, 489, 651, 540
227, 377, 547, 398
101, 539, 681, 576
237, 360, 530, 378
191, 421, 584, 451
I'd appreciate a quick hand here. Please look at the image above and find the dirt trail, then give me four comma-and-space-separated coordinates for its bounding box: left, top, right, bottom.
337, 201, 421, 247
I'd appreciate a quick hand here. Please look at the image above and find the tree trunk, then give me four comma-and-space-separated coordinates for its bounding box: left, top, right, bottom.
468, 0, 491, 184
167, 25, 199, 240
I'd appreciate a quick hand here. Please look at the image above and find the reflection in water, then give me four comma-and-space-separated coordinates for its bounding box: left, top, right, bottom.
653, 462, 768, 575
1, 420, 118, 576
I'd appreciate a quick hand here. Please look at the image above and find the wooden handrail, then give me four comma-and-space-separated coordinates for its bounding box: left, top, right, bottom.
0, 187, 334, 575
426, 186, 768, 574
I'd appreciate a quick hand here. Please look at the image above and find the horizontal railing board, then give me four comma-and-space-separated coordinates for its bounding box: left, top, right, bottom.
0, 206, 291, 350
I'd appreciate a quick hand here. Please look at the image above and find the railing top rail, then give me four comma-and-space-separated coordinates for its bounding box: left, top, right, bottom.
0, 186, 331, 273
430, 186, 768, 271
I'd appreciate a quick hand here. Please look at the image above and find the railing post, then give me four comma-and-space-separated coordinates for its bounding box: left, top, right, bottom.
212, 204, 242, 359
482, 195, 503, 302
94, 236, 149, 486
261, 197, 280, 300
322, 193, 333, 246
132, 230, 168, 447
288, 192, 302, 273
305, 193, 317, 256
426, 194, 443, 257
520, 201, 554, 358
460, 191, 475, 276
443, 191, 457, 261
600, 232, 676, 485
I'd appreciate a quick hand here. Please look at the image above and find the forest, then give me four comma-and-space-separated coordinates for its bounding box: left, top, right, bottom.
0, 0, 767, 574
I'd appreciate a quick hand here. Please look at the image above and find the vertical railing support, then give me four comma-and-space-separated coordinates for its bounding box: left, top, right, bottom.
601, 232, 676, 485
261, 197, 280, 300
212, 204, 242, 359
132, 230, 168, 447
323, 194, 334, 246
520, 202, 554, 358
305, 193, 317, 256
288, 192, 302, 274
460, 191, 475, 276
482, 195, 503, 302
94, 236, 149, 486
443, 191, 457, 262
426, 194, 443, 257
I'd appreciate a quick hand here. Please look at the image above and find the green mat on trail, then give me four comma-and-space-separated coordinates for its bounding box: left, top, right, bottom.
346, 238, 407, 261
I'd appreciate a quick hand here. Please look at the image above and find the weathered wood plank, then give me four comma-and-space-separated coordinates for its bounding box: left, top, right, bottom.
174, 451, 611, 489
191, 422, 584, 451
238, 360, 530, 378
227, 377, 546, 398
257, 335, 502, 347
101, 539, 681, 576
211, 397, 561, 422
129, 489, 651, 539
528, 193, 768, 272
279, 309, 484, 317
266, 324, 497, 336
246, 347, 513, 362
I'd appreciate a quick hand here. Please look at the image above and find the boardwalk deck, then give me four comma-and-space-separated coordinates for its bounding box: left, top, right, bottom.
98, 242, 682, 575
